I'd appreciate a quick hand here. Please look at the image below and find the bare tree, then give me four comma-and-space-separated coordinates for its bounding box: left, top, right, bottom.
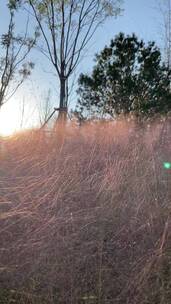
158, 0, 171, 69
16, 0, 122, 121
0, 4, 37, 109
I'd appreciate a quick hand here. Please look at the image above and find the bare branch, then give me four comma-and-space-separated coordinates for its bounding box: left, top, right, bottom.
0, 7, 35, 108
23, 0, 122, 114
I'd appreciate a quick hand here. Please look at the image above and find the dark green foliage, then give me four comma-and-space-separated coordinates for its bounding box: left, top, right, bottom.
8, 0, 22, 11
76, 33, 171, 118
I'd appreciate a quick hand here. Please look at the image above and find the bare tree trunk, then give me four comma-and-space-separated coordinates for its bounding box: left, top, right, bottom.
58, 76, 67, 122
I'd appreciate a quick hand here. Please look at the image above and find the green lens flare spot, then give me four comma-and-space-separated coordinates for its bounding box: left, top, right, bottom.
163, 162, 171, 169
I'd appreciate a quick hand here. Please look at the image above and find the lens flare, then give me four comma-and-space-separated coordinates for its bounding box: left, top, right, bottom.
163, 162, 171, 169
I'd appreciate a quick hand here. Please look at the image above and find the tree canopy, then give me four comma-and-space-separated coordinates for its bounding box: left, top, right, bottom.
76, 33, 171, 119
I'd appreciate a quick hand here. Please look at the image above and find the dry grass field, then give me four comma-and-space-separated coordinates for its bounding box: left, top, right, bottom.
0, 116, 171, 304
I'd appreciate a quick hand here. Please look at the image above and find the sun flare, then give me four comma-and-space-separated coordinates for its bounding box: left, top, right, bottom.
0, 101, 21, 137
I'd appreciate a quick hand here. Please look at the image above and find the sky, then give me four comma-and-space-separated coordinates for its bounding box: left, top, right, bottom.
0, 0, 166, 135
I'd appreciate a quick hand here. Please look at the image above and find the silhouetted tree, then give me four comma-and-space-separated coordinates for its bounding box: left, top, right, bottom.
76, 33, 171, 119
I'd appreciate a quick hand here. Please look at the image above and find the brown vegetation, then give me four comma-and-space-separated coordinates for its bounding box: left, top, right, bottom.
0, 116, 171, 304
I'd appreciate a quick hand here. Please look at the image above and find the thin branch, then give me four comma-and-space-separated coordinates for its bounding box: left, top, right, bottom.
28, 0, 56, 67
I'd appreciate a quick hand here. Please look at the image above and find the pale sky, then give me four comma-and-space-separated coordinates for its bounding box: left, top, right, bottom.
0, 0, 165, 135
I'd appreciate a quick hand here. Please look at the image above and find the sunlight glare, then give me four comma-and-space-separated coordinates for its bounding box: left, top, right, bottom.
0, 101, 21, 136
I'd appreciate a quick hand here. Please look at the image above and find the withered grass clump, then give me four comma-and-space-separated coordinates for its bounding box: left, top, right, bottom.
0, 117, 171, 304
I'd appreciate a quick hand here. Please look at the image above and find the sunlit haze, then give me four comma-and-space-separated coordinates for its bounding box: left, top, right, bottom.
0, 96, 39, 136
0, 100, 21, 136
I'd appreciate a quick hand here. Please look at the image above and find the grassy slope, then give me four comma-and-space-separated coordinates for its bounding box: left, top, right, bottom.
0, 117, 171, 304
